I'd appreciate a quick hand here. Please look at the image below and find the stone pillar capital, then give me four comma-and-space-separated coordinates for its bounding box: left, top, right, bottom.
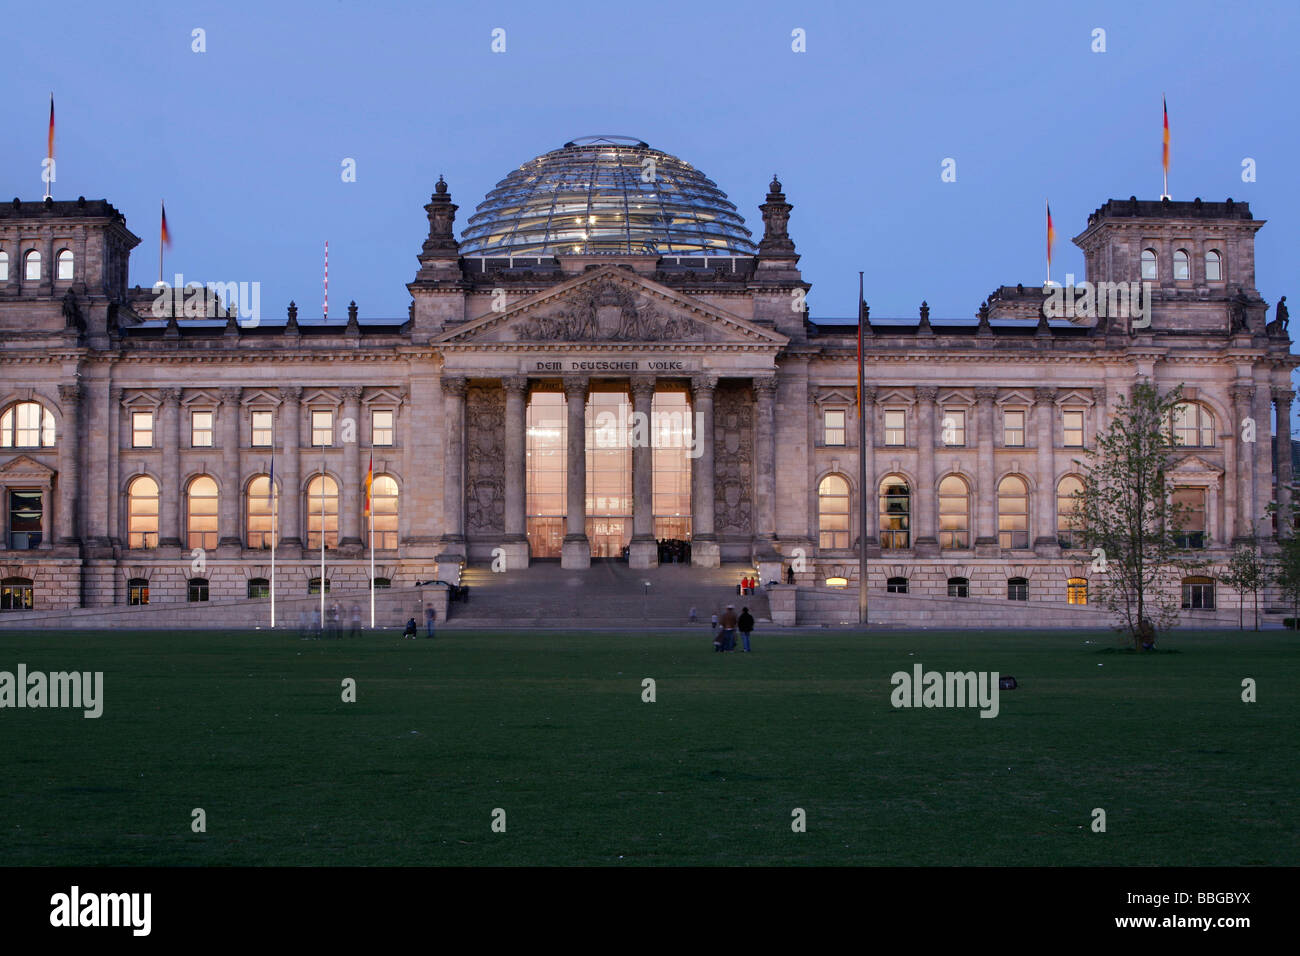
915, 385, 939, 403
753, 375, 778, 398
218, 387, 242, 405
629, 376, 656, 401
1272, 386, 1295, 405
279, 386, 303, 404
158, 387, 182, 406
503, 376, 530, 396
58, 382, 83, 405
441, 375, 468, 398
339, 385, 364, 402
562, 375, 588, 400
691, 374, 718, 396
1033, 386, 1058, 404
860, 385, 878, 406
973, 386, 997, 404
1230, 384, 1256, 406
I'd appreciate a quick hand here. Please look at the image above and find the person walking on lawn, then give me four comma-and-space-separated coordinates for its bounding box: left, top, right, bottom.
738, 607, 755, 652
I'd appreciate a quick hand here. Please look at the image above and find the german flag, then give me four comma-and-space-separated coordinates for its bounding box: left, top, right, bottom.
1162, 96, 1170, 175
1046, 201, 1055, 269
160, 202, 172, 248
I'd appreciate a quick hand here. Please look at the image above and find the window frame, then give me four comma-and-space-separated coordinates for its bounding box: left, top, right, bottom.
822, 407, 846, 447
56, 249, 74, 281
311, 409, 334, 447
7, 488, 44, 550
0, 576, 34, 611
1181, 577, 1216, 610
883, 409, 906, 446
1067, 577, 1088, 605
187, 578, 210, 602
190, 409, 214, 448
941, 408, 966, 447
947, 577, 969, 598
997, 475, 1030, 550
1007, 577, 1029, 601
128, 578, 150, 606
371, 409, 395, 447
127, 475, 160, 549
886, 576, 908, 594
1141, 248, 1158, 281
937, 474, 969, 550
251, 410, 274, 448
1173, 248, 1190, 280
1061, 408, 1084, 448
132, 410, 155, 449
1, 401, 56, 448
817, 474, 851, 550
879, 476, 911, 550
1003, 408, 1025, 447
1205, 249, 1222, 282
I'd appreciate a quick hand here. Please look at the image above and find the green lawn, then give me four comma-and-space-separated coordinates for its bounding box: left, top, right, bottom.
0, 627, 1296, 866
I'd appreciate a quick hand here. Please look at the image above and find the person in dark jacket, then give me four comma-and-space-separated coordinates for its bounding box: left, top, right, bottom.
738, 607, 755, 652
719, 605, 738, 651
403, 617, 417, 639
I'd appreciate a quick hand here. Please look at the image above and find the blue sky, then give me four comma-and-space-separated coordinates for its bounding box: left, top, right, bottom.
4, 2, 1297, 348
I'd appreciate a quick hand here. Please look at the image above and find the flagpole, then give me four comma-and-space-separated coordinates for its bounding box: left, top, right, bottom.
158, 201, 164, 285
320, 448, 326, 628
270, 450, 277, 629
45, 93, 53, 201
1161, 95, 1171, 200
369, 510, 375, 630
1045, 199, 1052, 287
857, 270, 868, 628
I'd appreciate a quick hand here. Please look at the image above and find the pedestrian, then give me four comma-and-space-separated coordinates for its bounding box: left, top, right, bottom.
786, 565, 794, 585
403, 617, 417, 639
738, 607, 755, 652
328, 602, 340, 639
349, 604, 361, 638
425, 605, 436, 639
711, 612, 719, 635
311, 607, 322, 639
297, 609, 308, 640
720, 605, 738, 652
689, 606, 698, 624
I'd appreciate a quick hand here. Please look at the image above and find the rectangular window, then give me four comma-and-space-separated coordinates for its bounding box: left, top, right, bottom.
1003, 409, 1025, 447
191, 410, 213, 447
823, 409, 846, 446
1, 578, 34, 610
1173, 487, 1206, 549
1182, 582, 1216, 610
942, 408, 966, 446
884, 410, 906, 446
1062, 409, 1084, 447
311, 410, 333, 446
8, 490, 42, 549
187, 579, 209, 602
372, 409, 395, 447
132, 411, 154, 448
251, 411, 274, 447
128, 581, 149, 606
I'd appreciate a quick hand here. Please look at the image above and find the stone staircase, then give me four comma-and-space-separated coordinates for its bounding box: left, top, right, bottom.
445, 560, 767, 627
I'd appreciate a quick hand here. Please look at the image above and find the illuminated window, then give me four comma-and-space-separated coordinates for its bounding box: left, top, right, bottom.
947, 577, 969, 598
128, 578, 149, 605
938, 475, 969, 549
186, 475, 219, 550
1007, 577, 1028, 601
0, 577, 33, 611
372, 409, 394, 446
998, 475, 1030, 549
1062, 409, 1084, 447
311, 410, 333, 446
818, 475, 850, 549
526, 391, 566, 559
369, 475, 399, 549
884, 410, 906, 446
132, 411, 154, 448
127, 476, 159, 549
1170, 402, 1214, 447
1003, 409, 1025, 446
247, 475, 278, 549
24, 250, 40, 281
1057, 476, 1085, 549
247, 578, 270, 599
942, 409, 965, 446
1067, 577, 1088, 605
585, 391, 632, 558
56, 249, 73, 280
652, 391, 692, 542
879, 476, 910, 549
308, 577, 331, 595
1205, 250, 1222, 281
886, 576, 908, 594
306, 474, 339, 549
0, 251, 8, 281
1141, 249, 1158, 280
251, 411, 273, 447
1173, 249, 1190, 280
191, 410, 213, 447
824, 408, 846, 446
825, 576, 848, 588
1, 402, 56, 447
1172, 487, 1206, 549
1182, 576, 1215, 609
8, 490, 42, 549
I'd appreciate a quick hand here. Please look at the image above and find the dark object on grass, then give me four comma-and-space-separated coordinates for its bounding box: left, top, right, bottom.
999, 676, 1018, 690
1137, 617, 1157, 650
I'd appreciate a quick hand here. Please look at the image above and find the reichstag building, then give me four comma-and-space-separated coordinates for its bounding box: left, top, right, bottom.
0, 135, 1294, 614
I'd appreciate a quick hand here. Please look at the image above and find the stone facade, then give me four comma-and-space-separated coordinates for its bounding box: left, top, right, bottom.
0, 169, 1296, 621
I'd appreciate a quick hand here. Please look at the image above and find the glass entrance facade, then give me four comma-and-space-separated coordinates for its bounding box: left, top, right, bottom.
585, 391, 632, 558
526, 391, 566, 558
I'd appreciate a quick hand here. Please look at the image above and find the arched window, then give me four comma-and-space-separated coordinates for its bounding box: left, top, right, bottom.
1007, 577, 1028, 601
886, 576, 908, 594
947, 576, 969, 598
0, 251, 8, 282
369, 475, 399, 550
938, 475, 969, 549
1170, 402, 1215, 447
1067, 577, 1088, 605
56, 249, 73, 280
306, 474, 339, 550
1057, 475, 1085, 548
247, 577, 270, 599
24, 250, 40, 281
1182, 576, 1215, 610
187, 577, 209, 602
997, 475, 1029, 549
1, 576, 34, 611
1173, 249, 1190, 280
1205, 249, 1222, 281
127, 476, 159, 549
1141, 249, 1157, 280
879, 476, 910, 550
128, 577, 149, 605
246, 475, 278, 550
186, 476, 219, 550
818, 475, 850, 549
1, 401, 56, 447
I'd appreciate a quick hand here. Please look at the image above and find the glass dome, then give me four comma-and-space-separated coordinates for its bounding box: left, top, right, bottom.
459, 136, 757, 257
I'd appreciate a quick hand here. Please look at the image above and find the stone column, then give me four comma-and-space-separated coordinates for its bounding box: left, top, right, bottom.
860, 386, 877, 548
753, 375, 779, 564
561, 375, 591, 569
628, 376, 657, 569
1033, 387, 1059, 553
502, 376, 530, 569
913, 386, 939, 556
218, 388, 242, 552
974, 387, 998, 555
158, 387, 183, 549
1274, 387, 1295, 537
338, 386, 363, 554
278, 386, 303, 555
1254, 383, 1275, 541
1231, 384, 1256, 544
437, 376, 468, 571
690, 375, 719, 567
56, 381, 82, 547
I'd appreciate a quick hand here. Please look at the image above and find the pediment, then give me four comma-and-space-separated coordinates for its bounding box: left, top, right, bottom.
1168, 454, 1222, 477
435, 267, 788, 348
814, 387, 857, 407
0, 454, 56, 482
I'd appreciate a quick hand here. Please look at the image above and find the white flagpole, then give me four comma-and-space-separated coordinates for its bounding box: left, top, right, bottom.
270, 462, 277, 629
320, 448, 326, 628
369, 508, 375, 630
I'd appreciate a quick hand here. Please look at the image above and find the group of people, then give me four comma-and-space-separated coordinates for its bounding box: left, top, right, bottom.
711, 604, 755, 653
298, 603, 363, 640
657, 538, 691, 564
737, 576, 759, 596
402, 606, 438, 639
